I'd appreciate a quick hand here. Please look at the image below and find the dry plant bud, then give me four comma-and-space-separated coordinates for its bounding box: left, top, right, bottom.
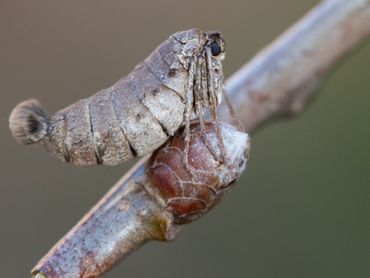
146, 121, 250, 224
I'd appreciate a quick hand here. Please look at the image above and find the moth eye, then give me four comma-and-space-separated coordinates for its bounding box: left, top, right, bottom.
210, 41, 221, 56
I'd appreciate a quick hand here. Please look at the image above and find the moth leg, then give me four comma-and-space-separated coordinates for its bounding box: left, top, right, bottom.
212, 107, 227, 164
196, 56, 221, 162
194, 95, 218, 193
205, 48, 227, 164
183, 59, 198, 176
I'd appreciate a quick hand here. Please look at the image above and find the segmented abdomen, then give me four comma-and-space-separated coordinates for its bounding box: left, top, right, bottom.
44, 44, 187, 166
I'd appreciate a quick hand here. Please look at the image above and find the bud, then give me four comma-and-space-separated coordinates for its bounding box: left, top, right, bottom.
146, 121, 250, 224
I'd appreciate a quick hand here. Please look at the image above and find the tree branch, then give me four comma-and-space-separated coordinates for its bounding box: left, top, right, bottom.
32, 0, 370, 277
220, 0, 370, 130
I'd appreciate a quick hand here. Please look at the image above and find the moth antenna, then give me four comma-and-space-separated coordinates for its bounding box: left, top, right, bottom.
9, 99, 50, 145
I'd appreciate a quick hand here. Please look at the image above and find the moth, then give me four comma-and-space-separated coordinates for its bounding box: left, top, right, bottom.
9, 28, 230, 166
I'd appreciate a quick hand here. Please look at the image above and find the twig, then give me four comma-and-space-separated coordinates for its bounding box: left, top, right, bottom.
221, 0, 370, 130
32, 0, 370, 277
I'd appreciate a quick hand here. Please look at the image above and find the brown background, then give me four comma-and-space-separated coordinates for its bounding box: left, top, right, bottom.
1, 0, 369, 277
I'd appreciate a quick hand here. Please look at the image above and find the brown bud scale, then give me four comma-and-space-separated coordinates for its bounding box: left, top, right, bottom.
147, 121, 250, 224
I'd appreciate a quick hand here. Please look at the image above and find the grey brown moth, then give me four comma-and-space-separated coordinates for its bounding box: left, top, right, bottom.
9, 29, 227, 166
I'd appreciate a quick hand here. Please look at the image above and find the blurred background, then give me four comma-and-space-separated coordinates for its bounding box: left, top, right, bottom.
1, 0, 369, 277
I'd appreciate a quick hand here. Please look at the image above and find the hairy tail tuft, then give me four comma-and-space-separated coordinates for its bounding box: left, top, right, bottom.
9, 99, 50, 144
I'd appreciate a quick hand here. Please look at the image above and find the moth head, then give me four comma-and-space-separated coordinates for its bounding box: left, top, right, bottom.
204, 31, 225, 105
205, 31, 225, 60
170, 28, 225, 64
